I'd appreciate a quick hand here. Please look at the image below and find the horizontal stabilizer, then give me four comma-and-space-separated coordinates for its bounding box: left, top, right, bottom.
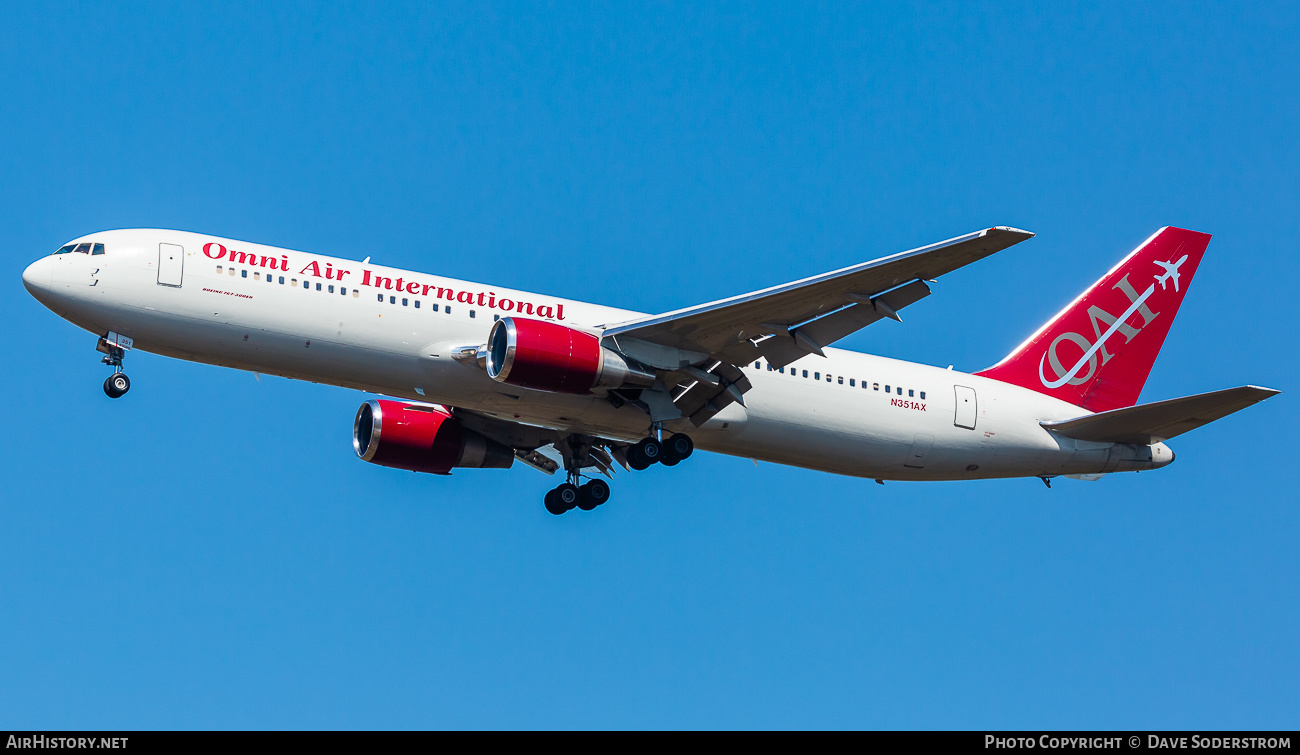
1041, 385, 1280, 444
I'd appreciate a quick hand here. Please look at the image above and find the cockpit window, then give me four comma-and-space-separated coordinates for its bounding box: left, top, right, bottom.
54, 242, 106, 255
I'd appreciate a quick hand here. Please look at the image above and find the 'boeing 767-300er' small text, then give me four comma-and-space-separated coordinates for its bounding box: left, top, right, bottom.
22, 225, 1278, 513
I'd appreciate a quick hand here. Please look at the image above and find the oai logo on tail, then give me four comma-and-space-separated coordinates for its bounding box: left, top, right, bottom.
1037, 258, 1184, 389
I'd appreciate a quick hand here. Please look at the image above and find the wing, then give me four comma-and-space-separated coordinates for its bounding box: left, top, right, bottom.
604, 226, 1033, 366
601, 226, 1034, 425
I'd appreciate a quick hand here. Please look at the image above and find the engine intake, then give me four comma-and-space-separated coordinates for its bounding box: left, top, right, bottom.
353, 400, 514, 474
485, 317, 656, 394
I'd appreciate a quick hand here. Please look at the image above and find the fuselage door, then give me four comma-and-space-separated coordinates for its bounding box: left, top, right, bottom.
158, 243, 184, 287
954, 385, 977, 429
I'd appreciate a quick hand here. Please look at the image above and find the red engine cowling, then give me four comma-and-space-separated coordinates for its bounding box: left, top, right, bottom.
485, 317, 655, 394
352, 400, 514, 474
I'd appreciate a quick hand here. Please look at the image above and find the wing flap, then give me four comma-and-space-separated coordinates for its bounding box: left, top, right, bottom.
750, 279, 933, 368
673, 361, 752, 426
1041, 385, 1280, 444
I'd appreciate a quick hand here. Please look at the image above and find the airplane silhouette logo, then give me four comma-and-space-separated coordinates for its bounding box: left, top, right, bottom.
1154, 255, 1189, 292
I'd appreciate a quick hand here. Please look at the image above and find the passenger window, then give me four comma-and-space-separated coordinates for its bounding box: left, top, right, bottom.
885, 385, 891, 393
390, 296, 396, 304
814, 372, 820, 380
377, 294, 383, 302
493, 314, 499, 321
767, 363, 774, 371
755, 362, 762, 369
802, 370, 808, 378
779, 367, 784, 374
838, 376, 843, 384
909, 389, 914, 397
850, 379, 855, 386
445, 307, 451, 314
352, 290, 359, 298
328, 285, 334, 293
413, 299, 419, 308
241, 270, 248, 278
54, 245, 75, 254
433, 304, 439, 312
920, 391, 926, 400
254, 272, 261, 280
292, 279, 298, 287
216, 265, 223, 273
316, 283, 322, 291
92, 243, 105, 255
228, 268, 236, 276
402, 298, 408, 306
73, 243, 91, 254
873, 383, 879, 390
341, 287, 347, 295
279, 276, 285, 284
470, 310, 475, 318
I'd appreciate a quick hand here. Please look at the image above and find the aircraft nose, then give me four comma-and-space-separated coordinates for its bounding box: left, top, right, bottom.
22, 257, 51, 297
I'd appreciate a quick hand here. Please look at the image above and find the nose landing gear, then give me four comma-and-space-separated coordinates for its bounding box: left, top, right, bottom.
96, 333, 131, 398
104, 372, 131, 399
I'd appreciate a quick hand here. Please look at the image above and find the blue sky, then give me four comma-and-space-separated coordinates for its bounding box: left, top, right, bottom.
2, 1, 1296, 729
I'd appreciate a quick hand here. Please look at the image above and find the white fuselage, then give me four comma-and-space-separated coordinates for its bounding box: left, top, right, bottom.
22, 230, 1174, 481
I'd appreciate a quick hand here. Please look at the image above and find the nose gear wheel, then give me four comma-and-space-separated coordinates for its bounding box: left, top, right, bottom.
97, 335, 131, 398
104, 373, 131, 398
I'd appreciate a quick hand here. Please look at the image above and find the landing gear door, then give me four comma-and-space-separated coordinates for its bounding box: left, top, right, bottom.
954, 385, 977, 430
904, 433, 934, 468
158, 243, 184, 287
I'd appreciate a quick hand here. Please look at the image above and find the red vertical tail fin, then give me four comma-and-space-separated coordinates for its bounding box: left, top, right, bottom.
975, 227, 1211, 412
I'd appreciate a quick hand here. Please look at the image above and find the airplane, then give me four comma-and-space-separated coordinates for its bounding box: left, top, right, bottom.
1154, 254, 1189, 292
21, 225, 1278, 514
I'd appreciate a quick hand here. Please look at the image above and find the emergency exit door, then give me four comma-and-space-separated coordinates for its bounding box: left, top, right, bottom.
158, 243, 184, 287
954, 385, 977, 430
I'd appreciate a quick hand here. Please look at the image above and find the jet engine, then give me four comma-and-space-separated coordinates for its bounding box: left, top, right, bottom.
353, 400, 514, 474
485, 317, 656, 394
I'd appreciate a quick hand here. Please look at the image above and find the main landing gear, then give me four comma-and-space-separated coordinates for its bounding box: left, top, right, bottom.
544, 479, 611, 515
97, 335, 131, 399
626, 433, 694, 470
543, 432, 695, 515
544, 435, 615, 516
